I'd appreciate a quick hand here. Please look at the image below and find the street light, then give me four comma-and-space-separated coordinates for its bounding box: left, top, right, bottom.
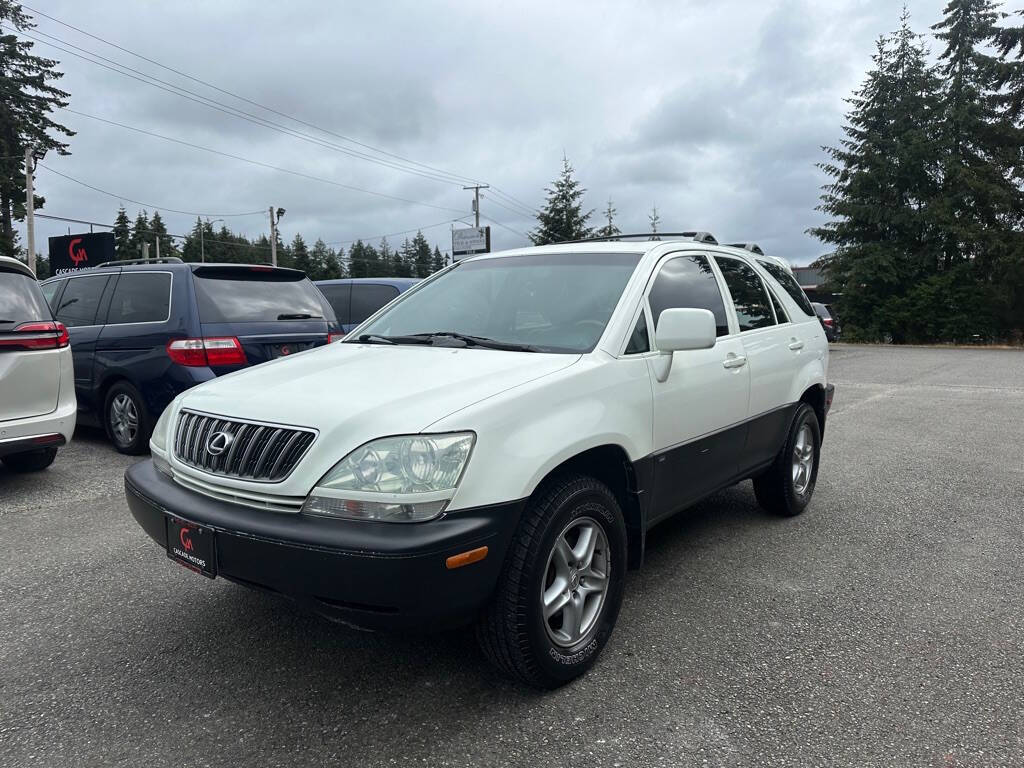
200, 218, 225, 263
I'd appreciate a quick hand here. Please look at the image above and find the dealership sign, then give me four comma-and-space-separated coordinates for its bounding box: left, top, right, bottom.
452, 226, 490, 259
48, 232, 115, 274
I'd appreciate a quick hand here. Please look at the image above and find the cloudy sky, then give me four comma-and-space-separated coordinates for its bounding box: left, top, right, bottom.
14, 0, 959, 266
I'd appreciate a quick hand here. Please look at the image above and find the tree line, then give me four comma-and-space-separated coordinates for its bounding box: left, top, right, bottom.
813, 2, 1024, 344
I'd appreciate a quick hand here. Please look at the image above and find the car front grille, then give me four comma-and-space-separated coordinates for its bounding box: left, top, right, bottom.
173, 410, 316, 482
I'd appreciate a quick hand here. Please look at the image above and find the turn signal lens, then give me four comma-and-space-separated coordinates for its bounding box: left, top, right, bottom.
446, 546, 488, 570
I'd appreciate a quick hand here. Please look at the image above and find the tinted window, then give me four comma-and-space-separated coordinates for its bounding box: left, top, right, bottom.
648, 254, 729, 337
769, 287, 789, 323
0, 272, 52, 328
54, 275, 110, 328
192, 269, 333, 323
715, 257, 775, 332
757, 259, 815, 316
358, 252, 640, 354
106, 273, 172, 325
350, 284, 399, 325
39, 279, 64, 313
319, 284, 351, 325
624, 311, 650, 354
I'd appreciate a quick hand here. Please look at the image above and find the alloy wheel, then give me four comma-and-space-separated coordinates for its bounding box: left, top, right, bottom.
541, 516, 610, 647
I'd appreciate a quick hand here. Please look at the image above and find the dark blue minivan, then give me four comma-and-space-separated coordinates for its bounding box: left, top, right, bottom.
315, 277, 420, 333
41, 258, 340, 454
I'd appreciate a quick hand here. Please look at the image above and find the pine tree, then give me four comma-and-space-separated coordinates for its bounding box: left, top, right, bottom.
149, 211, 175, 258
348, 240, 368, 278
112, 206, 132, 259
648, 204, 661, 240
310, 238, 333, 280
290, 233, 312, 276
324, 245, 344, 279
594, 198, 621, 238
398, 237, 415, 277
431, 245, 445, 273
529, 155, 592, 244
128, 210, 150, 258
411, 231, 432, 277
0, 2, 74, 259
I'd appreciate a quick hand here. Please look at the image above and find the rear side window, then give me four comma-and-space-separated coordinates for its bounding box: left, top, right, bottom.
192, 269, 334, 323
757, 259, 815, 316
768, 287, 789, 323
648, 254, 730, 337
0, 271, 52, 328
106, 273, 172, 325
318, 283, 352, 325
53, 275, 110, 328
40, 280, 64, 313
350, 284, 400, 325
714, 257, 775, 332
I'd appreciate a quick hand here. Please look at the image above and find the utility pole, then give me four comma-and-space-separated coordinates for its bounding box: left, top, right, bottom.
155, 236, 160, 260
141, 242, 150, 261
463, 184, 489, 228
25, 148, 36, 274
269, 206, 277, 266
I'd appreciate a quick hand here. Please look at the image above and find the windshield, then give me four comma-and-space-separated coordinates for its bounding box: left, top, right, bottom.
355, 252, 641, 353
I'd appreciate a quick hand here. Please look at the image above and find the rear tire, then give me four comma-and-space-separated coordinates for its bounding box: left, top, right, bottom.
2, 446, 58, 472
753, 403, 821, 517
104, 381, 151, 455
476, 473, 627, 689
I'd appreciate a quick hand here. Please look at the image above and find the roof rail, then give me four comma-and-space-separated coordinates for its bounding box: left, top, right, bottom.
725, 242, 765, 255
561, 231, 718, 245
97, 257, 184, 268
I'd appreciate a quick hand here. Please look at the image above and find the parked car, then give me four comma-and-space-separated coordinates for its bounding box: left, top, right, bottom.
812, 302, 841, 342
41, 258, 340, 455
0, 256, 75, 472
315, 277, 420, 333
125, 235, 834, 688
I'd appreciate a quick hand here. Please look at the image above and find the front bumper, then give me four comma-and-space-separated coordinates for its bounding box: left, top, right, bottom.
124, 460, 522, 630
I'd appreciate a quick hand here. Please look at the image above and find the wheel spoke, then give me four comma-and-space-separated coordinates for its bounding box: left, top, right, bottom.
573, 524, 597, 570
559, 591, 585, 642
543, 578, 570, 619
578, 569, 607, 598
553, 535, 573, 571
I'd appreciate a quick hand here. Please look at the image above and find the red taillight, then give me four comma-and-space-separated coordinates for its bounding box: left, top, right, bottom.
0, 321, 69, 351
823, 317, 834, 327
328, 333, 345, 344
167, 337, 247, 367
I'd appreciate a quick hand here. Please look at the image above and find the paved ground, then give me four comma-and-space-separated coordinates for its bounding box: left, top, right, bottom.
2, 345, 1022, 768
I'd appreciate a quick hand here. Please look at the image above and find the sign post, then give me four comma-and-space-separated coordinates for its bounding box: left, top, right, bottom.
452, 226, 491, 261
47, 232, 116, 275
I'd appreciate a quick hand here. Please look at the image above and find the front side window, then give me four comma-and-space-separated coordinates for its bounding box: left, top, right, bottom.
714, 257, 775, 332
54, 275, 110, 328
106, 273, 172, 325
356, 252, 641, 353
757, 259, 815, 317
648, 254, 730, 337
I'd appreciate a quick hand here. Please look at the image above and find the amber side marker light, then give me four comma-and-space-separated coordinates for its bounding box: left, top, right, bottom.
446, 546, 488, 570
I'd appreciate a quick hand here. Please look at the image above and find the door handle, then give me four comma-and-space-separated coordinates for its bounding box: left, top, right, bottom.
788, 339, 805, 351
722, 355, 747, 369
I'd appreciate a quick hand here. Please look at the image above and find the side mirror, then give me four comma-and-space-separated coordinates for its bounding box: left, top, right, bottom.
651, 308, 716, 382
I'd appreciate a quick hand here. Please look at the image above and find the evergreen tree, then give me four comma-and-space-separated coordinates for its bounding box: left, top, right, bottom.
595, 198, 621, 238
323, 245, 344, 279
310, 238, 334, 280
529, 155, 592, 244
112, 206, 132, 259
128, 209, 150, 258
648, 204, 661, 240
378, 237, 395, 275
397, 237, 415, 277
411, 231, 432, 277
0, 2, 74, 259
348, 240, 369, 278
363, 242, 381, 276
290, 233, 312, 276
431, 245, 445, 273
148, 211, 175, 258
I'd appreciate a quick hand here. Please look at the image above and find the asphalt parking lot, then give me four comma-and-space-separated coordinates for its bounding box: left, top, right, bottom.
2, 345, 1022, 767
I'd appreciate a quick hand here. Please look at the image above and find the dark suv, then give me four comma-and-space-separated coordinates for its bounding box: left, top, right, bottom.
41, 259, 339, 454
812, 302, 840, 342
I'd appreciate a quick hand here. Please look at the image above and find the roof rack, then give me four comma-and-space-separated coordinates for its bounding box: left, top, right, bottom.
97, 257, 184, 268
725, 243, 765, 255
562, 231, 718, 245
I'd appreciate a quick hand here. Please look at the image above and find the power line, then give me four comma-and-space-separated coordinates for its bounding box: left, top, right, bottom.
21, 4, 487, 187
36, 164, 264, 218
326, 216, 474, 247
59, 108, 468, 216
480, 213, 531, 241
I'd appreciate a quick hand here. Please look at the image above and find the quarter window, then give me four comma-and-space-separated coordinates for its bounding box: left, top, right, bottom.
768, 287, 789, 324
39, 280, 64, 313
53, 275, 110, 328
648, 255, 730, 337
714, 257, 775, 332
106, 273, 172, 325
624, 310, 650, 354
757, 259, 815, 317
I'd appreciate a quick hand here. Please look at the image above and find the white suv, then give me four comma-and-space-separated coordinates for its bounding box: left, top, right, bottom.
125, 234, 834, 688
0, 256, 76, 472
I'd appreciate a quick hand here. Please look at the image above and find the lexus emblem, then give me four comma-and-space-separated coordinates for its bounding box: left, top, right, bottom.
205, 431, 234, 456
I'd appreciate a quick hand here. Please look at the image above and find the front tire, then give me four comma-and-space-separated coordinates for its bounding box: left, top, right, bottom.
104, 381, 151, 455
476, 473, 627, 689
2, 446, 58, 472
753, 402, 821, 517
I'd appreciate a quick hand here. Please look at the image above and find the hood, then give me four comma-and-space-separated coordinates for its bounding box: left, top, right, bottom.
175, 342, 579, 487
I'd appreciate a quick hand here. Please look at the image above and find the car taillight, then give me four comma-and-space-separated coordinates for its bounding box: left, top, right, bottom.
328, 333, 345, 344
0, 321, 69, 351
823, 317, 834, 327
166, 337, 247, 367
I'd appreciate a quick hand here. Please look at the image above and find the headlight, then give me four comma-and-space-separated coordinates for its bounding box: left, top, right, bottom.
302, 432, 475, 522
150, 407, 174, 478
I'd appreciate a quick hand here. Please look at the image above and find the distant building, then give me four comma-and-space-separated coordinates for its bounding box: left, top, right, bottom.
792, 266, 838, 303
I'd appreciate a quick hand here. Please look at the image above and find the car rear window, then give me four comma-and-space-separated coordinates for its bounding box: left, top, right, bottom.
192, 268, 336, 323
0, 271, 52, 329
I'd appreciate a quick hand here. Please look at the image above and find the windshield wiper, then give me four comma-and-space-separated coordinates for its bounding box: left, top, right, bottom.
277, 313, 321, 320
350, 333, 431, 345
410, 332, 542, 352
